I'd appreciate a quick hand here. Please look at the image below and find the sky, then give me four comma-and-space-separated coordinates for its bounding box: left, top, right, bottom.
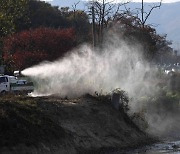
131, 0, 180, 2
43, 0, 180, 3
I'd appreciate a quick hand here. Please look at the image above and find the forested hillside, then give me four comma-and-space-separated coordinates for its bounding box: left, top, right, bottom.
0, 0, 178, 73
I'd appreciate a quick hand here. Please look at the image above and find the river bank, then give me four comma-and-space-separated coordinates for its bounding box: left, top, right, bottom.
115, 139, 180, 154
0, 94, 156, 154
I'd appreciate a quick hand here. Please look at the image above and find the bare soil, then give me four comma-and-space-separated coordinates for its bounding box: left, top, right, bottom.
0, 94, 155, 154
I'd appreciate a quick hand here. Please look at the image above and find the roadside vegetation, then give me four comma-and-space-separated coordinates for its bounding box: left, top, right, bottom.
132, 73, 180, 134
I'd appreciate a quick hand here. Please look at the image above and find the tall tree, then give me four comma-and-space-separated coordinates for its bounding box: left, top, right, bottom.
3, 27, 76, 70
28, 1, 90, 42
111, 12, 173, 62
0, 0, 29, 64
0, 0, 29, 36
28, 0, 67, 29
88, 0, 128, 46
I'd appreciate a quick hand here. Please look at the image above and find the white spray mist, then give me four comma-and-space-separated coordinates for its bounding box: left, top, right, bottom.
22, 37, 157, 101
22, 35, 180, 137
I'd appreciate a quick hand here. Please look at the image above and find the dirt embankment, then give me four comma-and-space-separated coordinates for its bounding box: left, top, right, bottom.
0, 94, 154, 154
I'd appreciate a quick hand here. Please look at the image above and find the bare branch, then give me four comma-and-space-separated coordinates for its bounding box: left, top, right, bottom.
113, 1, 130, 20
72, 1, 80, 11
143, 0, 162, 25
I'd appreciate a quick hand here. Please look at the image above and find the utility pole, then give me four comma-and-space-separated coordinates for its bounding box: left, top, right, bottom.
92, 2, 96, 49
141, 0, 144, 27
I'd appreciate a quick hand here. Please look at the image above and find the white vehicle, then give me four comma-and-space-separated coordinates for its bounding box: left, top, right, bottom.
0, 75, 34, 94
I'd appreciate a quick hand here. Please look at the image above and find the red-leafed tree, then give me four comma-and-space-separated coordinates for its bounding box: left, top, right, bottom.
3, 27, 76, 71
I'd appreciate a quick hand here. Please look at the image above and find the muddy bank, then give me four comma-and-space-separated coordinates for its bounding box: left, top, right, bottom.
0, 94, 155, 154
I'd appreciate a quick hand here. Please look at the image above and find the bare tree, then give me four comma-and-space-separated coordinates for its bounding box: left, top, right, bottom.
88, 0, 129, 46
141, 0, 162, 27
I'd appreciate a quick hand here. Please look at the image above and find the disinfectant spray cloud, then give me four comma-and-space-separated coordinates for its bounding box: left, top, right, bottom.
22, 35, 180, 137
22, 37, 157, 99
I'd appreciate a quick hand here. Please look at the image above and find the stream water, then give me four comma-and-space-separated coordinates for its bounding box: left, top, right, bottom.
112, 140, 180, 154
131, 140, 180, 154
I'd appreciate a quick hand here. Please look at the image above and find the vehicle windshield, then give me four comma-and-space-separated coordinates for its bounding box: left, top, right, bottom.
0, 77, 7, 83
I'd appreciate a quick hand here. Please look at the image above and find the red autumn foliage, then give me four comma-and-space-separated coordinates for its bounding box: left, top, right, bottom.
3, 27, 76, 70
4, 51, 48, 70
